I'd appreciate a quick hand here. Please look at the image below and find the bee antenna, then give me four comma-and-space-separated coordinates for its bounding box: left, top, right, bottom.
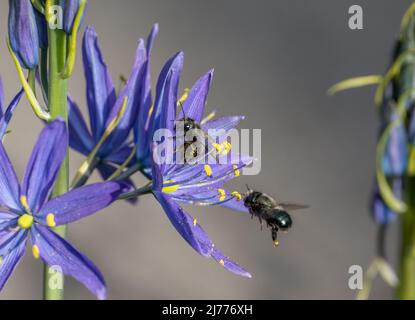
178, 101, 186, 118
246, 184, 253, 193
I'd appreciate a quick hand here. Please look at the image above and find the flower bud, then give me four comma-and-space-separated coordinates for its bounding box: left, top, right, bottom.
62, 0, 86, 34
8, 0, 40, 69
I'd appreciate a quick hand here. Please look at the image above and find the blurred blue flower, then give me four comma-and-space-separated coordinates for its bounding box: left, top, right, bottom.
0, 119, 127, 299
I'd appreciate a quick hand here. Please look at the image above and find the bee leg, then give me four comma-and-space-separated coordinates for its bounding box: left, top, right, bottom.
258, 217, 263, 230
271, 228, 279, 247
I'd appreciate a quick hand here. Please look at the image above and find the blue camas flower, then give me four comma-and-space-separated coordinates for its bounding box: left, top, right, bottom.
0, 119, 127, 299
68, 25, 152, 179
8, 0, 42, 69
147, 52, 253, 277
0, 78, 23, 139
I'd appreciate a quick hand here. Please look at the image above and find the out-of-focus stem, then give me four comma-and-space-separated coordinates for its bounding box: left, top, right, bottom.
397, 148, 415, 299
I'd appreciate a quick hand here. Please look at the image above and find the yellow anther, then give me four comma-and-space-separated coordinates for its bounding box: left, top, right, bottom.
17, 214, 33, 229
162, 180, 180, 193
148, 105, 154, 118
193, 218, 197, 226
222, 142, 232, 155
231, 191, 242, 201
46, 213, 56, 227
233, 165, 240, 177
219, 259, 225, 266
217, 189, 226, 202
178, 88, 190, 106
212, 143, 222, 153
20, 195, 31, 213
204, 164, 212, 177
32, 245, 40, 259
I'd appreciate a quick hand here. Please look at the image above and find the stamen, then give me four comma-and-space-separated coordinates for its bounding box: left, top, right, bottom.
148, 105, 154, 118
193, 218, 197, 226
204, 164, 212, 177
32, 245, 40, 259
177, 88, 190, 106
212, 143, 222, 153
46, 213, 56, 228
217, 189, 226, 201
231, 191, 242, 201
222, 142, 232, 155
20, 195, 31, 213
219, 259, 225, 266
17, 214, 33, 229
233, 165, 240, 177
162, 180, 180, 193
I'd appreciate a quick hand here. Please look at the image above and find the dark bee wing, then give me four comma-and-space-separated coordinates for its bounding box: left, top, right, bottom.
277, 203, 309, 211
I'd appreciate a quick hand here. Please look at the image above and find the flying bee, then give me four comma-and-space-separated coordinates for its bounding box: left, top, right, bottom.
243, 186, 308, 247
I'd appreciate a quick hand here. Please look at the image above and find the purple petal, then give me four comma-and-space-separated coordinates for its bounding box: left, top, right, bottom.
21, 119, 67, 212
154, 192, 250, 277
0, 237, 26, 291
0, 229, 27, 257
202, 115, 245, 132
82, 26, 116, 141
96, 163, 137, 205
0, 89, 23, 139
152, 52, 184, 134
0, 77, 5, 114
0, 212, 17, 222
68, 96, 94, 155
181, 70, 213, 123
31, 225, 106, 300
135, 24, 159, 162
151, 148, 164, 191
100, 39, 147, 155
37, 182, 128, 225
211, 248, 251, 278
154, 192, 213, 257
105, 145, 135, 165
0, 142, 22, 211
220, 197, 249, 213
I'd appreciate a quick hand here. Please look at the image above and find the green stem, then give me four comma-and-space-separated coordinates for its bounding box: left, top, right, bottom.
397, 149, 415, 299
43, 25, 68, 300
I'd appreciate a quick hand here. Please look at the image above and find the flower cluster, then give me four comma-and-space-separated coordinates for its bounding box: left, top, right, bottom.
1, 1, 257, 299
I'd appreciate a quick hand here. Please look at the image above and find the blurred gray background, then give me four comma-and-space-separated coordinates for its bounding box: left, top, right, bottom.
0, 0, 411, 299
